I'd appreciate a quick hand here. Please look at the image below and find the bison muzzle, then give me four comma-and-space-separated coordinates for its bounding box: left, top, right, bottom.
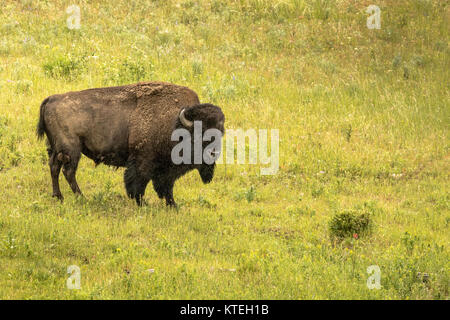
37, 82, 225, 206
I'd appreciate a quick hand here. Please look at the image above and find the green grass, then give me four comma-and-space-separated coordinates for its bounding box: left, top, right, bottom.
0, 0, 448, 299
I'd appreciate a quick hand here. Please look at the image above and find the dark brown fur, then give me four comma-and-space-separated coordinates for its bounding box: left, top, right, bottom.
37, 81, 225, 206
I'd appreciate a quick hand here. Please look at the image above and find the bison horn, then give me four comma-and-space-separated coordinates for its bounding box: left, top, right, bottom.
179, 108, 193, 128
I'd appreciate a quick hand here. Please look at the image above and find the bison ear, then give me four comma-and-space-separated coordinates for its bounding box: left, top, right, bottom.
179, 108, 193, 128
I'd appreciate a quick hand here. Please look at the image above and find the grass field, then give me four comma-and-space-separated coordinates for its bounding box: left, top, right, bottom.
0, 0, 448, 299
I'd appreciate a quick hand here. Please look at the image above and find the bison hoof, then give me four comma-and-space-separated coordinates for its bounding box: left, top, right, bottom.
165, 199, 177, 207
135, 198, 147, 206
52, 193, 64, 201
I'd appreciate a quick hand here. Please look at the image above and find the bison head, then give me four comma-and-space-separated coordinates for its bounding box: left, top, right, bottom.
175, 103, 225, 183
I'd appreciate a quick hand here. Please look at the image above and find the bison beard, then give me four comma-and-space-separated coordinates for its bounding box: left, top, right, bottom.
37, 82, 225, 207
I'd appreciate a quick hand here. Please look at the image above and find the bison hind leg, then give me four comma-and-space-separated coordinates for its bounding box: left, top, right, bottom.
48, 149, 63, 201
61, 151, 83, 196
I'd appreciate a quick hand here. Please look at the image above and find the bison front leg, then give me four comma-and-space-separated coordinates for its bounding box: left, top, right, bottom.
125, 175, 150, 206
134, 176, 150, 206
152, 177, 176, 207
124, 160, 150, 206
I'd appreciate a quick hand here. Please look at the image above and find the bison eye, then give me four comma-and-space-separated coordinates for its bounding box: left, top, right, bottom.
205, 148, 220, 162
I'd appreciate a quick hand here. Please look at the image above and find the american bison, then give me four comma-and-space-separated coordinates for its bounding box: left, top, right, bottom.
37, 82, 225, 206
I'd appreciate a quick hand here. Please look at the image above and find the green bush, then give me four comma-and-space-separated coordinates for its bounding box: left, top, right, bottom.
118, 60, 149, 83
43, 54, 86, 80
102, 58, 153, 85
329, 210, 372, 240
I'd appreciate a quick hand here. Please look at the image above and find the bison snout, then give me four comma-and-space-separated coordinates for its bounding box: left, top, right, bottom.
198, 164, 215, 184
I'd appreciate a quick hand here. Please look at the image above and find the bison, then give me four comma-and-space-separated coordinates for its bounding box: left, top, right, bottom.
37, 82, 225, 206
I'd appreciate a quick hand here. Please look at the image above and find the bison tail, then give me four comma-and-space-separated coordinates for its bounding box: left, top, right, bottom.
37, 97, 49, 140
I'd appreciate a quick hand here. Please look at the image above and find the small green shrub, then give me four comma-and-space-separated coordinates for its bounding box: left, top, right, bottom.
309, 0, 334, 21
233, 185, 257, 202
329, 210, 372, 240
118, 60, 149, 83
15, 79, 33, 94
191, 60, 203, 76
101, 58, 153, 85
43, 54, 86, 80
287, 206, 316, 217
197, 195, 216, 208
245, 186, 256, 202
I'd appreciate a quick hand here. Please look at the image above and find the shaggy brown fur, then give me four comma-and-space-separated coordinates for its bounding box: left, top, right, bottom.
37, 82, 225, 206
